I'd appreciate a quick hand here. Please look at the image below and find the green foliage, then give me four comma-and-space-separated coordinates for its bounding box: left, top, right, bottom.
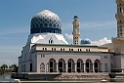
0, 63, 18, 74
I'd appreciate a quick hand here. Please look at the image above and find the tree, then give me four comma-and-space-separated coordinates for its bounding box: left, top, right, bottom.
9, 64, 18, 72
0, 64, 8, 73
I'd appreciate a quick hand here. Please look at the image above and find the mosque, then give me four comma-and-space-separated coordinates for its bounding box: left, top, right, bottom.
18, 0, 124, 73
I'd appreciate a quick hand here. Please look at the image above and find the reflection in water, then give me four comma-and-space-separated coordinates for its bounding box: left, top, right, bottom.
0, 75, 13, 82
0, 75, 124, 83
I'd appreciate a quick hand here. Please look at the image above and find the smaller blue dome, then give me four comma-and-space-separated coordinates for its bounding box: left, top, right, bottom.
74, 15, 78, 18
81, 37, 91, 44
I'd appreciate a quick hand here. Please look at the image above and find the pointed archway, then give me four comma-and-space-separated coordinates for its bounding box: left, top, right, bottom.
58, 59, 66, 72
68, 59, 75, 72
49, 58, 56, 72
94, 59, 101, 72
86, 59, 92, 72
77, 59, 84, 72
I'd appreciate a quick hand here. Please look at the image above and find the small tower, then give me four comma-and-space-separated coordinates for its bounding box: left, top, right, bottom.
112, 0, 124, 54
72, 16, 80, 45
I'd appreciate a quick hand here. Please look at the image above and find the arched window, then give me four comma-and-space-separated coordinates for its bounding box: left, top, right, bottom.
120, 7, 122, 13
49, 37, 54, 44
105, 63, 108, 72
40, 63, 45, 72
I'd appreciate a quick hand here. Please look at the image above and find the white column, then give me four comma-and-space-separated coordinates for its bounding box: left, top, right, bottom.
84, 63, 86, 72
122, 7, 123, 13
98, 63, 100, 72
75, 63, 77, 72
56, 63, 58, 72
46, 63, 49, 72
48, 63, 49, 72
100, 63, 102, 72
66, 63, 68, 72
92, 63, 94, 72
45, 63, 47, 72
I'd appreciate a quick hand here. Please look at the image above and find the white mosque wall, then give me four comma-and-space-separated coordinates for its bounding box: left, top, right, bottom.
110, 55, 114, 69
30, 52, 37, 72
35, 45, 109, 52
18, 42, 113, 73
121, 55, 124, 69
113, 55, 121, 69
100, 54, 111, 72
35, 52, 111, 72
18, 44, 34, 72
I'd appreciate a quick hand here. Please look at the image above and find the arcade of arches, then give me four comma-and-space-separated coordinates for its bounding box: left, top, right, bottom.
40, 58, 102, 73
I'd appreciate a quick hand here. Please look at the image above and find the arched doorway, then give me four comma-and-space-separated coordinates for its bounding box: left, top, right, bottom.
30, 63, 32, 72
58, 59, 66, 72
86, 59, 92, 72
77, 59, 84, 72
40, 63, 45, 72
49, 58, 56, 72
68, 59, 75, 72
94, 59, 100, 72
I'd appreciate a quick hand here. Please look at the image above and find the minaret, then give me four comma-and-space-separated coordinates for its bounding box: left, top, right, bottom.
112, 0, 124, 54
116, 0, 124, 38
72, 16, 80, 45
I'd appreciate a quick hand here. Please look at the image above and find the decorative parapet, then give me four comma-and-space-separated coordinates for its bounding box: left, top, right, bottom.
112, 37, 124, 41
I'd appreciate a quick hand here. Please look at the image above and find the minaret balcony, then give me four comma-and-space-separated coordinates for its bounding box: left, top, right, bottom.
115, 13, 124, 19
112, 37, 124, 41
116, 0, 124, 4
115, 13, 124, 17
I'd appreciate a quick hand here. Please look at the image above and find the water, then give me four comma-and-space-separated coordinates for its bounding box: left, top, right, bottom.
0, 75, 14, 82
0, 75, 124, 83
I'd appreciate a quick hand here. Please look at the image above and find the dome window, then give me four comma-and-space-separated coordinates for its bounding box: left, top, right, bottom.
36, 24, 38, 28
45, 23, 48, 27
54, 24, 56, 28
40, 24, 43, 27
40, 19, 42, 22
40, 30, 42, 33
31, 25, 33, 28
45, 19, 47, 22
49, 24, 52, 27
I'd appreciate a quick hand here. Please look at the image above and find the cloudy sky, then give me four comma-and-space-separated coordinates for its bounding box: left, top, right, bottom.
0, 0, 116, 65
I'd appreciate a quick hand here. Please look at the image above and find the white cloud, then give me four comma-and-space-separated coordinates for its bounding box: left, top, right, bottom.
64, 33, 111, 46
65, 33, 73, 40
64, 33, 82, 41
91, 37, 111, 46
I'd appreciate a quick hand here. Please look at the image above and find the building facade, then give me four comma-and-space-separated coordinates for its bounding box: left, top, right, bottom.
18, 0, 124, 73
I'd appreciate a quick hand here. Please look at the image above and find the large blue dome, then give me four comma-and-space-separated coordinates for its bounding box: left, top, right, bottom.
81, 37, 91, 45
30, 10, 62, 34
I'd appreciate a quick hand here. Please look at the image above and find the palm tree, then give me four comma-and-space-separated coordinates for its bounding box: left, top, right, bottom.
9, 65, 13, 71
0, 64, 8, 73
9, 64, 18, 72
